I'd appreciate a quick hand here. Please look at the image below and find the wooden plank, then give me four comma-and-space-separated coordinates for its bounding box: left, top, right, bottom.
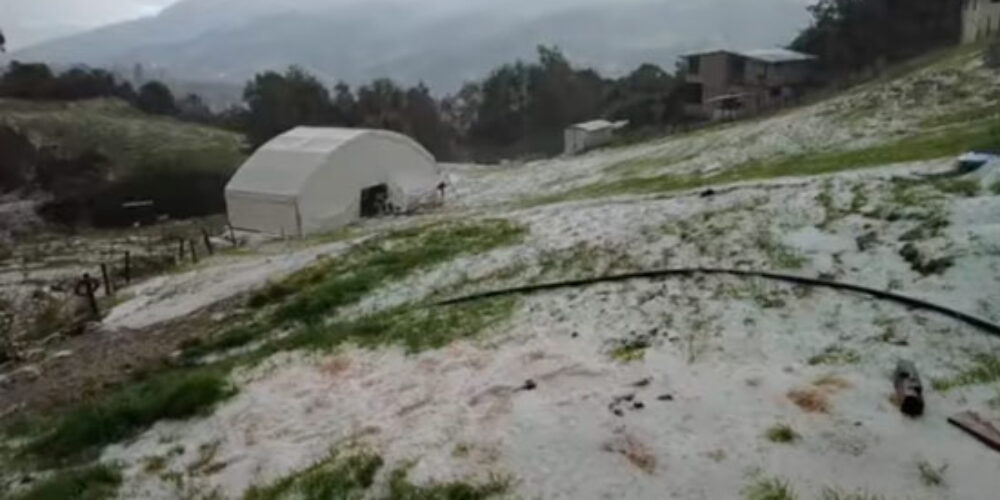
948, 411, 1000, 453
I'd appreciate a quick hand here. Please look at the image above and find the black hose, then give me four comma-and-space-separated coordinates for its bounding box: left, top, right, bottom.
435, 267, 1000, 337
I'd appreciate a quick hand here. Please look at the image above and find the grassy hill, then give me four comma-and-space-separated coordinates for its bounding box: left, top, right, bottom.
0, 98, 245, 177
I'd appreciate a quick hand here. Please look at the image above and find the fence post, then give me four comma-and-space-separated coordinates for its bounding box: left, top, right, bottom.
190, 239, 198, 264
202, 228, 214, 256
123, 251, 131, 285
178, 238, 186, 262
75, 273, 101, 319
228, 223, 237, 247
100, 263, 114, 297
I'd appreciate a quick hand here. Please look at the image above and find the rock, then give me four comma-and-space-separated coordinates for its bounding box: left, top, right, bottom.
522, 379, 537, 391
612, 408, 624, 417
899, 243, 954, 276
632, 401, 645, 410
856, 231, 879, 251
16, 364, 41, 380
210, 313, 227, 322
22, 348, 45, 362
632, 377, 652, 388
657, 394, 674, 401
51, 350, 73, 360
570, 331, 579, 339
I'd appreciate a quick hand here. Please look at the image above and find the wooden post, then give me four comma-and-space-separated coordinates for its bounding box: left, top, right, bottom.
123, 251, 131, 284
100, 263, 114, 297
228, 223, 237, 247
76, 273, 100, 319
178, 238, 186, 262
189, 239, 198, 264
202, 228, 214, 255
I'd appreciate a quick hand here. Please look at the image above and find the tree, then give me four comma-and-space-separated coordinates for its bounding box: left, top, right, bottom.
0, 62, 55, 98
177, 93, 213, 122
243, 66, 332, 149
790, 0, 961, 72
136, 81, 177, 115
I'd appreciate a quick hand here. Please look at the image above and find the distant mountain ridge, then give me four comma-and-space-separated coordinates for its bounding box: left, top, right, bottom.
9, 0, 812, 94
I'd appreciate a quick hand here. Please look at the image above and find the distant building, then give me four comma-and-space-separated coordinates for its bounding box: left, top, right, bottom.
962, 0, 1000, 43
564, 120, 628, 156
681, 48, 817, 120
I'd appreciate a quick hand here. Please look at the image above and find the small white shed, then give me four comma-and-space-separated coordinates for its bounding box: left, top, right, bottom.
225, 127, 441, 237
564, 119, 628, 156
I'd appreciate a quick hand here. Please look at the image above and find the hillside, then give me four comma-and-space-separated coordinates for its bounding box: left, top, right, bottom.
8, 0, 812, 92
0, 98, 244, 177
3, 47, 1000, 499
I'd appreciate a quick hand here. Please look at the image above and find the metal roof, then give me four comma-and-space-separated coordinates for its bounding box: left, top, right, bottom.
569, 119, 629, 132
736, 48, 816, 63
570, 119, 615, 132
683, 48, 816, 64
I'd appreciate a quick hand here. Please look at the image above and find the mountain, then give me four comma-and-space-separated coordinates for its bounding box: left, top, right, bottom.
8, 0, 813, 95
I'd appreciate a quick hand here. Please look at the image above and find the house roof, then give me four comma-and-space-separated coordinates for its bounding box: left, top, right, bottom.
736, 48, 816, 63
569, 119, 629, 132
683, 48, 816, 64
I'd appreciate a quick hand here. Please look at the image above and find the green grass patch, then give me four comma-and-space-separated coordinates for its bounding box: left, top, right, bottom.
251, 219, 525, 325
931, 353, 1000, 392
764, 423, 799, 444
992, 181, 1000, 195
933, 178, 981, 197
920, 103, 1000, 128
244, 450, 510, 500
7, 464, 121, 500
24, 369, 233, 463
610, 344, 647, 363
744, 476, 797, 500
604, 155, 691, 177
387, 466, 511, 500
916, 459, 948, 487
264, 298, 518, 356
534, 118, 1000, 204
244, 450, 383, 500
808, 345, 861, 366
819, 487, 885, 500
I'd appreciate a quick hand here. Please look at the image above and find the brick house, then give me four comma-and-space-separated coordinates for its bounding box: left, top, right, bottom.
681, 49, 817, 120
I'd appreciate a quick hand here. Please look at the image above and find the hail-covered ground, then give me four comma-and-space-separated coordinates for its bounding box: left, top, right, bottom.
17, 48, 1000, 499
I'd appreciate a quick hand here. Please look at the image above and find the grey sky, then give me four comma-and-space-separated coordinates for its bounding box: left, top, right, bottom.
0, 0, 179, 50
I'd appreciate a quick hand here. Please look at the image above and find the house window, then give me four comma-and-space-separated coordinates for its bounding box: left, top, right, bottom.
728, 56, 747, 84
688, 56, 700, 75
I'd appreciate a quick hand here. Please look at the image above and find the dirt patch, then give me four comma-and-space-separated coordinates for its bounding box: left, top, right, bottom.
0, 298, 235, 416
602, 429, 657, 474
788, 375, 852, 414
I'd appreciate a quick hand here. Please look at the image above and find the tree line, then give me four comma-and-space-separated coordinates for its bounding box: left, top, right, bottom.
0, 0, 969, 166
790, 0, 961, 74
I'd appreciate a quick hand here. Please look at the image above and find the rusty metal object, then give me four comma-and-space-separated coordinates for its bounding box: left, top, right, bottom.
949, 411, 1000, 453
894, 359, 924, 417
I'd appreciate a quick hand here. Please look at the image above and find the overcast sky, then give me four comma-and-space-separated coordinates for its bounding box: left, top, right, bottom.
0, 0, 179, 50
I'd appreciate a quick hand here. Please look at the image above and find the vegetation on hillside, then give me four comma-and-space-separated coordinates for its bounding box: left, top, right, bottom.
0, 98, 244, 226
791, 0, 960, 74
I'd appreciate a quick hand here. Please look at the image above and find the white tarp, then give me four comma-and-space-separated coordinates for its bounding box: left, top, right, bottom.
225, 127, 441, 236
